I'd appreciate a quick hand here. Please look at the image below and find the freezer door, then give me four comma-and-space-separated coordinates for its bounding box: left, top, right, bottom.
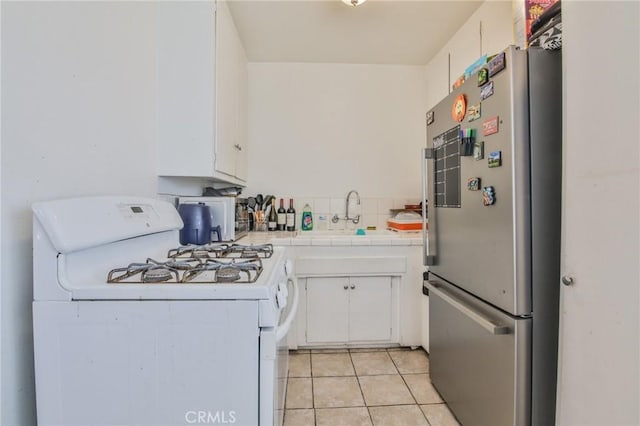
425, 46, 531, 315
428, 279, 531, 426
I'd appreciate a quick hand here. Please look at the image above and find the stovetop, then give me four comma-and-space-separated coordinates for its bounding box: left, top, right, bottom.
107, 243, 274, 284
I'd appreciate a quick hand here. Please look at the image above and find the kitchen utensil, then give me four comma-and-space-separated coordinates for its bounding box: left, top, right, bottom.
256, 194, 264, 210
247, 197, 257, 210
262, 195, 274, 214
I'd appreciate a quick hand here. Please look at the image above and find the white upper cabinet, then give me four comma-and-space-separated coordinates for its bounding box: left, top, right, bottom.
215, 0, 248, 182
157, 0, 248, 183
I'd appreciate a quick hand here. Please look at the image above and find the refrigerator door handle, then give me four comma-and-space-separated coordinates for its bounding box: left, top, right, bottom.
422, 147, 435, 265
429, 281, 511, 335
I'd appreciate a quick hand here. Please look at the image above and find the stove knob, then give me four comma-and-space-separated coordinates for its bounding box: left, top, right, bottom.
276, 290, 287, 309
280, 281, 289, 298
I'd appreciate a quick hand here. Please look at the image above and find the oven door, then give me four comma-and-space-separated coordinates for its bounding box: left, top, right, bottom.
259, 277, 299, 426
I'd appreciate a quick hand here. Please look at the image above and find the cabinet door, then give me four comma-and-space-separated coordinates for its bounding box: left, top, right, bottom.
214, 0, 239, 177
157, 1, 215, 177
349, 277, 392, 342
306, 277, 349, 344
234, 44, 248, 181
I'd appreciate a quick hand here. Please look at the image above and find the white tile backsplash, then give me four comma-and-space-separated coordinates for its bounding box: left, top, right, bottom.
313, 198, 331, 215
295, 198, 314, 213
330, 198, 345, 216
361, 214, 377, 228
316, 214, 329, 231
361, 198, 378, 215
327, 218, 345, 231
392, 198, 408, 209
278, 195, 420, 231
378, 215, 391, 230
377, 198, 393, 213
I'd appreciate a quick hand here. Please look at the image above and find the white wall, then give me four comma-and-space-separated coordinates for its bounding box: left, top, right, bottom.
556, 1, 640, 424
244, 63, 427, 199
1, 3, 158, 424
424, 0, 514, 110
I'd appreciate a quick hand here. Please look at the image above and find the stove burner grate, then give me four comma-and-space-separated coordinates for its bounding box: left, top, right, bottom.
181, 257, 263, 283
107, 255, 264, 284
107, 261, 181, 284
227, 243, 274, 259
216, 267, 241, 282
167, 243, 231, 260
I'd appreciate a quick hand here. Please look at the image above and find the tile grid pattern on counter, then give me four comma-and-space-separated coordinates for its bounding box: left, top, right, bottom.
239, 231, 423, 247
284, 347, 460, 426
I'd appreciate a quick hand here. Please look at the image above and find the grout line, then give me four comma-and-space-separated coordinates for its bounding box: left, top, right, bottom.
399, 372, 419, 406
310, 375, 317, 426
386, 348, 402, 375
349, 350, 368, 407
367, 403, 425, 407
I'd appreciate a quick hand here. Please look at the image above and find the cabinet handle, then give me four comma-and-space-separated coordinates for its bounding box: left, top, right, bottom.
343, 285, 348, 290
350, 284, 356, 290
234, 144, 242, 151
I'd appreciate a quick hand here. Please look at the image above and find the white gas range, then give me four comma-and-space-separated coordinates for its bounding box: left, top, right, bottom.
32, 196, 298, 426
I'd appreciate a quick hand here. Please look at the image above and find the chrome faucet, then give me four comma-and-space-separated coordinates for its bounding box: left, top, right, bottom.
331, 190, 361, 224
345, 190, 361, 224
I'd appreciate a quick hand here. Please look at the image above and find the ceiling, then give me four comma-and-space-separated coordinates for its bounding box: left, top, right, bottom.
227, 0, 484, 65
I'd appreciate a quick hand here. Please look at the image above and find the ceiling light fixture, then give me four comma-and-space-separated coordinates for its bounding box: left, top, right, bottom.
341, 0, 367, 6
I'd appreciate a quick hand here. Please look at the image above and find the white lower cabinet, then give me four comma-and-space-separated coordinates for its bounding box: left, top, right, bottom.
305, 276, 392, 344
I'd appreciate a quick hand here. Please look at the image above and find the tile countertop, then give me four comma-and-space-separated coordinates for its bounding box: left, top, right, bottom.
237, 230, 423, 247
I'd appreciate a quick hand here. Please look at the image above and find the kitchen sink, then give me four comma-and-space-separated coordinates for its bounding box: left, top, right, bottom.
295, 229, 398, 237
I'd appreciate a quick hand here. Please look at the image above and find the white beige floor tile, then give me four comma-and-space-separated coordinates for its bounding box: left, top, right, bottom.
289, 353, 311, 377
313, 377, 365, 408
311, 353, 355, 377
403, 374, 443, 404
369, 405, 429, 426
358, 374, 415, 406
388, 349, 429, 374
316, 407, 372, 426
286, 378, 313, 409
351, 351, 398, 376
420, 404, 461, 426
284, 409, 315, 426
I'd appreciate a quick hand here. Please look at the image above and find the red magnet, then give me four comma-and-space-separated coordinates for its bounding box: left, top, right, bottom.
451, 94, 467, 122
483, 115, 499, 136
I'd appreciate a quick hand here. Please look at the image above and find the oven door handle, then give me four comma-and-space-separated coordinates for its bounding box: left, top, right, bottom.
275, 276, 299, 342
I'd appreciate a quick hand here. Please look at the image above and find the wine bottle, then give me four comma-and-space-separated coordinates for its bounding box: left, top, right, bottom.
268, 199, 277, 231
276, 198, 286, 231
286, 198, 296, 231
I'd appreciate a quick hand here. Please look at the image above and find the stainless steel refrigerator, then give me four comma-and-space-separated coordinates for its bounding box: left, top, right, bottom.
422, 45, 562, 426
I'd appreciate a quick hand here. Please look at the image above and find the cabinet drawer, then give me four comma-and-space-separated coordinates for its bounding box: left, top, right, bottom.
296, 257, 406, 276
